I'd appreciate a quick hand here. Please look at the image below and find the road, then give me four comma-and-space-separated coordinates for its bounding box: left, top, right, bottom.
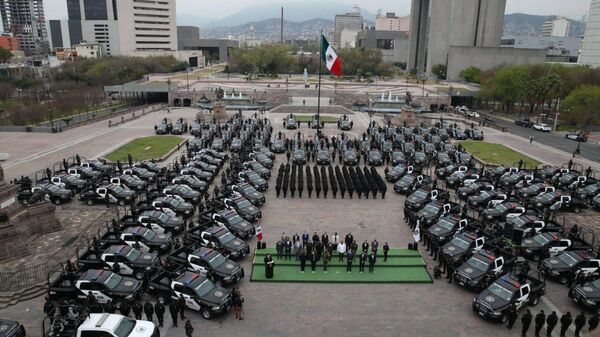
482, 113, 600, 163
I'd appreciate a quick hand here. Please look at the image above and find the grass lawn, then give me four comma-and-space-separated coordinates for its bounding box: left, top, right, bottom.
556, 124, 580, 132
294, 115, 339, 123
251, 247, 431, 283
105, 136, 182, 162
459, 141, 541, 168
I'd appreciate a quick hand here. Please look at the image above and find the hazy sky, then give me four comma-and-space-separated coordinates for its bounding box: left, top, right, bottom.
41, 0, 591, 21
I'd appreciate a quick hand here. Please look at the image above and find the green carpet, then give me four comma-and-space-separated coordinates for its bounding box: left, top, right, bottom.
251, 248, 432, 284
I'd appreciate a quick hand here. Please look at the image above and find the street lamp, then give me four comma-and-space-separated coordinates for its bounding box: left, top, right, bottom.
186, 68, 190, 93
48, 105, 54, 131
166, 79, 172, 106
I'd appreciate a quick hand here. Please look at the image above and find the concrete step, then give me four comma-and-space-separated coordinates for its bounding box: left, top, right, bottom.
0, 283, 46, 309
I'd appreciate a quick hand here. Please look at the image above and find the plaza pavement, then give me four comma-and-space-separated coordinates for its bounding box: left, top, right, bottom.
0, 107, 591, 337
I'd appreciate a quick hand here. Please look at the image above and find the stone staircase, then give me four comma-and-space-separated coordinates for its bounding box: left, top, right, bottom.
0, 283, 46, 309
269, 105, 354, 115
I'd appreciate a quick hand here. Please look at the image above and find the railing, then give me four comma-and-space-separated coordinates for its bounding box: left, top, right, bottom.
0, 264, 47, 292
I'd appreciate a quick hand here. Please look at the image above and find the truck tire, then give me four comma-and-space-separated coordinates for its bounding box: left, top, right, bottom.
53, 198, 61, 205
529, 296, 540, 306
87, 199, 93, 206
134, 270, 144, 280
200, 307, 212, 320
559, 275, 568, 285
532, 254, 540, 262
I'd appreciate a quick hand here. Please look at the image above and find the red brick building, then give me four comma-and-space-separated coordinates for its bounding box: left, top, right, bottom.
0, 36, 21, 51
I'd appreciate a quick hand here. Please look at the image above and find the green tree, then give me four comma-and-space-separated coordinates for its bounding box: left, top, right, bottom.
0, 82, 15, 101
479, 65, 527, 112
0, 47, 12, 63
562, 85, 600, 126
431, 64, 447, 80
459, 66, 482, 83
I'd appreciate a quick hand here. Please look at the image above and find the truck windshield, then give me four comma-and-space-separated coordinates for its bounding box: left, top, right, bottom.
194, 279, 215, 297
437, 220, 455, 231
142, 230, 156, 241
219, 232, 236, 244
208, 254, 227, 268
104, 273, 122, 289
533, 235, 550, 245
113, 317, 136, 337
488, 283, 513, 301
467, 257, 490, 271
126, 249, 142, 261
450, 237, 470, 250
558, 253, 579, 267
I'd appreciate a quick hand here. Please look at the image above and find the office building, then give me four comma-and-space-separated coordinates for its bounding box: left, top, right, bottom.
334, 7, 363, 46
375, 13, 410, 32
501, 35, 580, 63
0, 0, 48, 56
580, 0, 600, 67
357, 29, 409, 64
340, 29, 360, 48
0, 34, 20, 51
407, 0, 430, 73
49, 0, 177, 56
542, 17, 570, 38
177, 26, 236, 63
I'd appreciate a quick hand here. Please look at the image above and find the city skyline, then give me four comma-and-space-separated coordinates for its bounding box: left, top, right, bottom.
41, 0, 591, 23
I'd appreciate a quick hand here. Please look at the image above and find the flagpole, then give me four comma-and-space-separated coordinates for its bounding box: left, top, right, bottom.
317, 31, 322, 138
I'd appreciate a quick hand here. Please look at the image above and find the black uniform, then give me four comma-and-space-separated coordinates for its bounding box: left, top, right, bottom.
144, 302, 154, 322
155, 302, 165, 327
132, 302, 143, 320
560, 312, 572, 337
169, 302, 179, 327
534, 310, 546, 337
521, 310, 532, 337
546, 311, 558, 336
119, 302, 131, 317
507, 305, 518, 329
575, 312, 586, 337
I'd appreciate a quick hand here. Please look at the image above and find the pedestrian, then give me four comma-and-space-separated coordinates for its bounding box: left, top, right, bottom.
546, 311, 558, 337
368, 251, 376, 273
383, 242, 389, 262
575, 312, 586, 337
178, 295, 186, 320
132, 302, 143, 320
530, 136, 534, 143
233, 288, 244, 320
119, 301, 131, 318
359, 251, 367, 273
169, 301, 178, 327
521, 309, 532, 337
104, 301, 116, 314
323, 250, 330, 272
371, 239, 379, 255
144, 301, 154, 322
310, 250, 318, 272
337, 241, 346, 261
560, 312, 572, 337
185, 319, 194, 337
299, 249, 307, 272
446, 262, 454, 283
507, 305, 518, 329
155, 302, 165, 327
534, 310, 546, 337
589, 314, 599, 331
285, 239, 292, 260
346, 250, 354, 272
275, 240, 283, 259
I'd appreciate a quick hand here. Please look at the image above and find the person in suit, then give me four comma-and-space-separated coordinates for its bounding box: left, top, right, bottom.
310, 250, 318, 272
362, 240, 369, 253
368, 251, 376, 273
144, 301, 154, 322
346, 250, 354, 272
321, 232, 329, 245
534, 310, 546, 337
302, 232, 309, 247
312, 232, 320, 243
359, 252, 367, 273
371, 239, 379, 255
154, 302, 165, 327
383, 242, 390, 262
264, 254, 274, 278
299, 249, 307, 273
284, 239, 292, 260
345, 233, 353, 247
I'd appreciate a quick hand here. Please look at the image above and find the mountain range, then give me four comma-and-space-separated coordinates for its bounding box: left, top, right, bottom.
181, 10, 586, 42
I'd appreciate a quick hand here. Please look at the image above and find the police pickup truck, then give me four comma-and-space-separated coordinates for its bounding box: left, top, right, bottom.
446, 170, 480, 188
243, 161, 271, 179
516, 184, 554, 199
440, 233, 487, 265
455, 246, 516, 290
211, 196, 261, 222
110, 175, 146, 191
74, 313, 159, 337
171, 174, 208, 193
168, 247, 244, 285
179, 166, 214, 182
82, 160, 113, 175
30, 183, 74, 205
121, 166, 156, 182
467, 190, 508, 209
148, 268, 231, 320
231, 183, 265, 206
238, 170, 268, 192
569, 278, 600, 315
435, 164, 467, 180
385, 165, 416, 183
504, 215, 562, 235
203, 208, 255, 239
413, 201, 461, 226
77, 245, 160, 280
138, 210, 185, 234
0, 318, 25, 337
394, 174, 431, 194
79, 184, 134, 206
473, 270, 546, 322
482, 202, 526, 222
404, 188, 449, 211
67, 166, 102, 181
149, 195, 194, 217
186, 225, 250, 260
49, 173, 87, 192
163, 184, 201, 204
427, 215, 478, 244
541, 250, 600, 284
100, 226, 172, 254
521, 233, 592, 262
535, 193, 588, 214
457, 181, 495, 200
135, 161, 165, 174
47, 268, 141, 305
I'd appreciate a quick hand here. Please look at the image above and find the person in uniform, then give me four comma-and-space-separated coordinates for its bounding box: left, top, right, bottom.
574, 312, 587, 337
119, 301, 131, 318
589, 314, 599, 332
521, 309, 532, 337
144, 301, 154, 322
132, 301, 143, 320
546, 311, 558, 336
104, 301, 116, 314
507, 304, 518, 329
178, 295, 186, 320
299, 249, 307, 273
534, 310, 546, 337
185, 319, 194, 337
155, 302, 165, 327
322, 250, 330, 272
560, 312, 572, 337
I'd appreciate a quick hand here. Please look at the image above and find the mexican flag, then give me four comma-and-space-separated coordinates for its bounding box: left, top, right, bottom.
321, 35, 342, 77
